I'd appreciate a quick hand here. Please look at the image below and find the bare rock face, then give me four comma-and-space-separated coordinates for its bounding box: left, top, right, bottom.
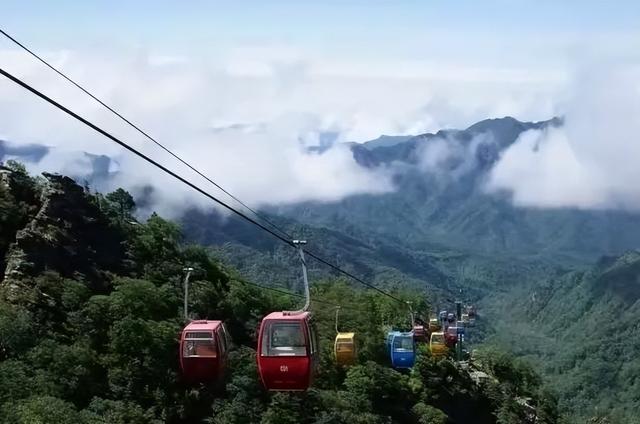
0, 165, 12, 186
3, 173, 125, 291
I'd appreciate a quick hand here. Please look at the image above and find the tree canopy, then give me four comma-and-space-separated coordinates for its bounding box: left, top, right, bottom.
0, 166, 559, 423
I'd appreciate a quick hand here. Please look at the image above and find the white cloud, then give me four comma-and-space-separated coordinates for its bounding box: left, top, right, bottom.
486, 64, 640, 210
0, 43, 561, 215
415, 129, 498, 184
108, 113, 396, 218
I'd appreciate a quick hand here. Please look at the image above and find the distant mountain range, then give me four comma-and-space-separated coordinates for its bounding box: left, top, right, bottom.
268, 116, 639, 266
360, 134, 413, 150
5, 116, 640, 266
351, 116, 559, 167
0, 139, 49, 163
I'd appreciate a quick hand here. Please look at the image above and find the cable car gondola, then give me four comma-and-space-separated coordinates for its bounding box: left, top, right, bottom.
428, 317, 441, 333
257, 310, 318, 391
334, 307, 356, 366
387, 331, 416, 368
429, 331, 447, 358
413, 324, 428, 343
445, 326, 459, 348
180, 320, 231, 383
335, 332, 356, 366
447, 312, 456, 324
467, 305, 476, 318
257, 240, 319, 391
385, 302, 418, 368
467, 305, 477, 325
178, 268, 232, 384
407, 302, 427, 343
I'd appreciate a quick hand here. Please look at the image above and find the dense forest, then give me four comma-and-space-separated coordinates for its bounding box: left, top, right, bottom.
485, 251, 640, 423
0, 161, 559, 423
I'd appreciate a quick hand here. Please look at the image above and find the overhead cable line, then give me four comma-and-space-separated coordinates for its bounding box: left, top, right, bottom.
233, 277, 366, 313
0, 28, 405, 304
0, 66, 405, 304
0, 27, 292, 241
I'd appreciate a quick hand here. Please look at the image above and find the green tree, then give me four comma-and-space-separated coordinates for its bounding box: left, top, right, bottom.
0, 396, 84, 424
261, 393, 303, 424
0, 360, 35, 405
130, 213, 183, 281
81, 398, 156, 424
105, 188, 136, 222
27, 340, 103, 406
412, 402, 448, 424
0, 302, 33, 360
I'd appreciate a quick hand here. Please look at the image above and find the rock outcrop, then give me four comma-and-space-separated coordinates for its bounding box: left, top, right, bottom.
3, 173, 125, 291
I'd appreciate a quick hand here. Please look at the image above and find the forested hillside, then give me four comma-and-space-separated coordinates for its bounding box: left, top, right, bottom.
0, 161, 558, 423
485, 251, 640, 423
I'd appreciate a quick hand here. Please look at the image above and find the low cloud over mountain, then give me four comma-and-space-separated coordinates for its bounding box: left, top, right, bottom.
487, 65, 640, 210
0, 41, 560, 216
1, 44, 639, 216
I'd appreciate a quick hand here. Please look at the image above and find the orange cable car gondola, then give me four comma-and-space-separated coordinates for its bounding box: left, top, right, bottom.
257, 240, 319, 391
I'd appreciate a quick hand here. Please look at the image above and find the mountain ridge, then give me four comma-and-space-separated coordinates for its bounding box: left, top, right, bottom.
4, 115, 639, 265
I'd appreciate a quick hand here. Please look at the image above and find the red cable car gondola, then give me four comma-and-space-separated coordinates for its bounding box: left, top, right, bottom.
413, 324, 428, 343
444, 325, 459, 348
408, 302, 428, 343
257, 240, 318, 391
179, 320, 231, 383
257, 311, 318, 391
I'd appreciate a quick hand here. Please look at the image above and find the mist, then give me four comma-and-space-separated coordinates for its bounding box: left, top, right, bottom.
486, 64, 640, 210
0, 44, 558, 216
415, 131, 497, 182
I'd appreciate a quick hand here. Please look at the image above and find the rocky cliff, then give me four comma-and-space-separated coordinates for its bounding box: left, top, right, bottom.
2, 171, 126, 293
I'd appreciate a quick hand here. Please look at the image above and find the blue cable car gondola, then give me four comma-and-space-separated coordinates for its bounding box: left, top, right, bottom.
386, 331, 416, 368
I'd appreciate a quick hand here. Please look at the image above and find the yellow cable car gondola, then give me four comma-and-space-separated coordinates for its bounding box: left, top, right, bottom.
335, 332, 356, 365
429, 331, 448, 358
334, 307, 356, 366
428, 317, 441, 333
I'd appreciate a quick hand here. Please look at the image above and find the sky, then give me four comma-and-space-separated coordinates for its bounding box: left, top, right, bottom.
1, 1, 640, 213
